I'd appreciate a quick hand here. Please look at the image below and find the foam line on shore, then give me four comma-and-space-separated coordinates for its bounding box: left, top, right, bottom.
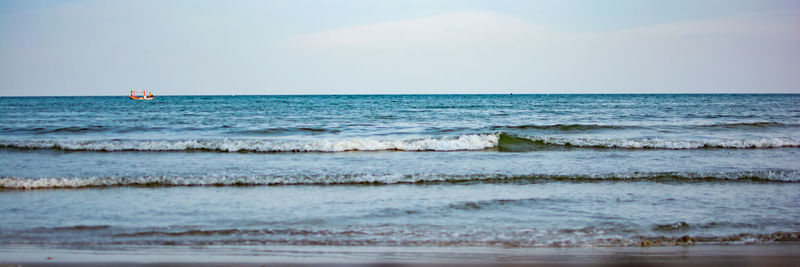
2, 171, 798, 189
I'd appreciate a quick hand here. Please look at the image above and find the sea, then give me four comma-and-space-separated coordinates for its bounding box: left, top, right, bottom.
1, 94, 799, 259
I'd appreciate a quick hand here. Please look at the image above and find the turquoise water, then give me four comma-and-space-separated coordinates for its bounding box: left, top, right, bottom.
1, 94, 799, 249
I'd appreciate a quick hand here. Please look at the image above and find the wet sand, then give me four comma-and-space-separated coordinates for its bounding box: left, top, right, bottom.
2, 244, 799, 266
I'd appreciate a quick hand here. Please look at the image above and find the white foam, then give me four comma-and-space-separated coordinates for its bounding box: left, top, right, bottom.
2, 134, 797, 152
522, 136, 800, 149
0, 134, 500, 152
2, 171, 797, 189
0, 175, 438, 189
0, 173, 517, 189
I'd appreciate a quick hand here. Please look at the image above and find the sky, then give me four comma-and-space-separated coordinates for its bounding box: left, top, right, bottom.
0, 0, 799, 96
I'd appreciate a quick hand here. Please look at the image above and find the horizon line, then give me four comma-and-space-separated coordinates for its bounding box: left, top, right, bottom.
2, 92, 799, 97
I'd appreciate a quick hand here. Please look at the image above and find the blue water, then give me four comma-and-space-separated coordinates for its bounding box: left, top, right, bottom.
1, 94, 799, 249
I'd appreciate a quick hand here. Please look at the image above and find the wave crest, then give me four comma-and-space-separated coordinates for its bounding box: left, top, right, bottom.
508, 134, 800, 150
0, 134, 499, 152
1, 133, 798, 153
2, 171, 797, 189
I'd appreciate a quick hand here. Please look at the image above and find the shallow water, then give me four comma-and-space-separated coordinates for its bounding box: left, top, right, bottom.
2, 181, 799, 248
1, 94, 799, 249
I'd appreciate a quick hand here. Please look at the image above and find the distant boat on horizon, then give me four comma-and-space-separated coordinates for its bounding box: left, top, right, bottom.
129, 90, 154, 100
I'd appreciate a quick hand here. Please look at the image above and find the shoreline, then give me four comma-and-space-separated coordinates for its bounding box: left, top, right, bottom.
2, 244, 800, 266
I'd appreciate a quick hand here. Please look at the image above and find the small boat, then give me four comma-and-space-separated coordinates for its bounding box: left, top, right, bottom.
130, 90, 154, 100
129, 95, 153, 100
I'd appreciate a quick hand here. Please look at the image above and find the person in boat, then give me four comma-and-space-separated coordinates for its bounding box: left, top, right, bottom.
148, 92, 153, 98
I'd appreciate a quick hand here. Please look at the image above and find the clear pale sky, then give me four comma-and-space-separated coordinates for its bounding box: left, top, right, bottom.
1, 0, 799, 96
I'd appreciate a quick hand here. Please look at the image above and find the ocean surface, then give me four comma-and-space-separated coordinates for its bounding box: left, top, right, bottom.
1, 94, 799, 253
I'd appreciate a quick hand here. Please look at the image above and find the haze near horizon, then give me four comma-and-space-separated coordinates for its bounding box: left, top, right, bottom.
1, 0, 799, 96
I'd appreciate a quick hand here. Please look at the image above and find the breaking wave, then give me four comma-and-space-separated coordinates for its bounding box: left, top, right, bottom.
1, 133, 798, 153
497, 134, 800, 150
0, 134, 499, 152
2, 171, 798, 189
491, 122, 798, 132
